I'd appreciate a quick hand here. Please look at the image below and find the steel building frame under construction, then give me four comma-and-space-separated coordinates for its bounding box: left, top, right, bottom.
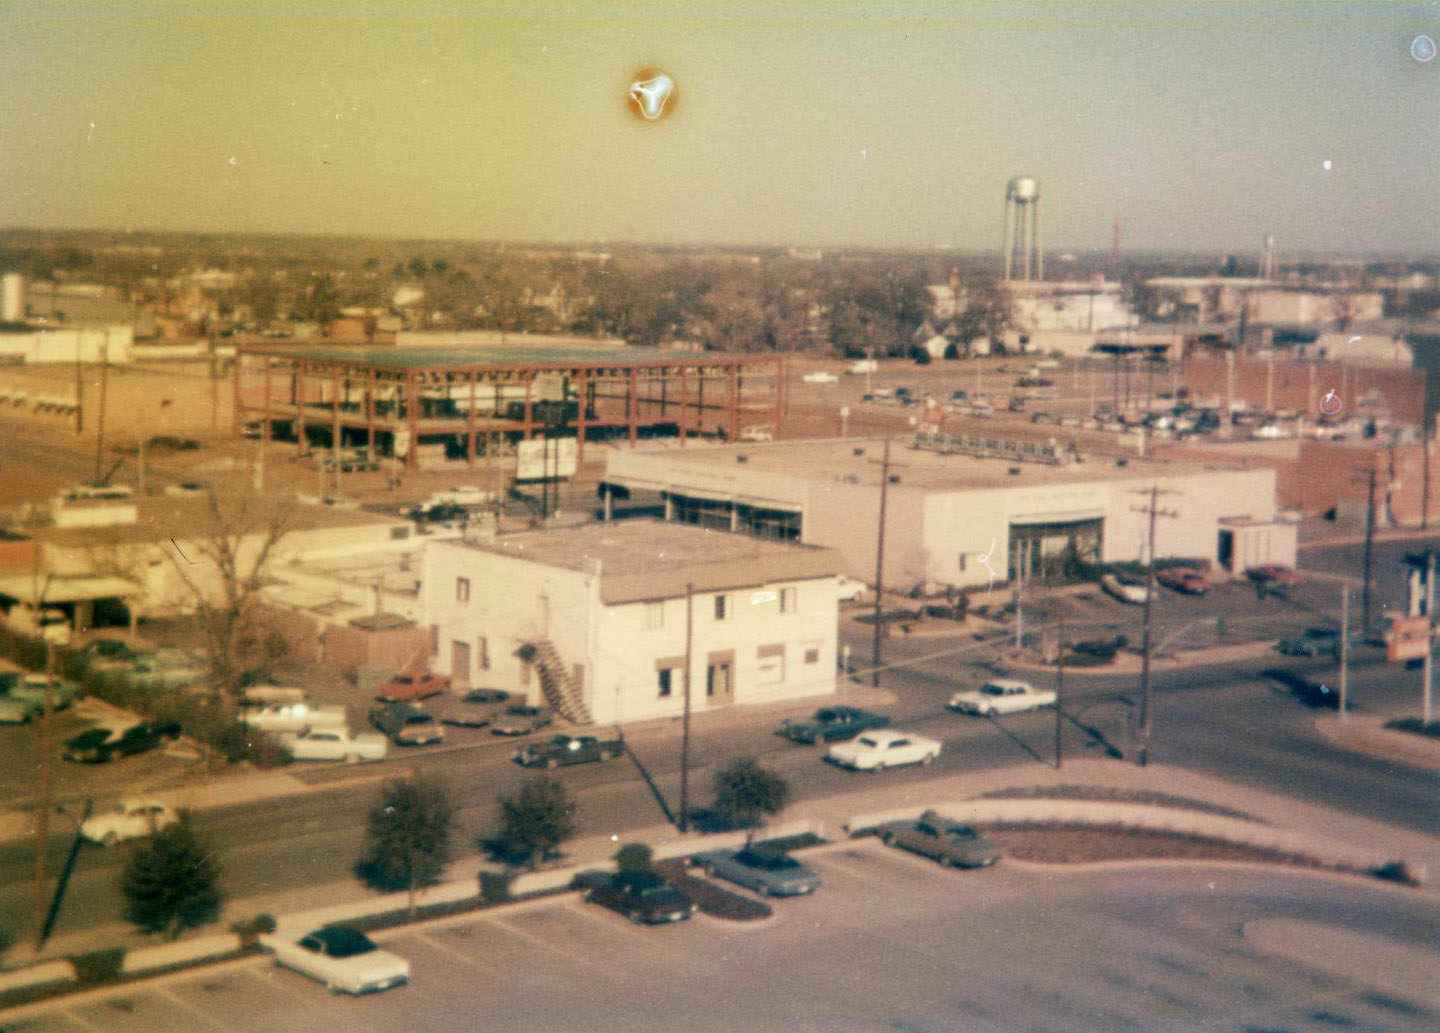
232, 345, 786, 471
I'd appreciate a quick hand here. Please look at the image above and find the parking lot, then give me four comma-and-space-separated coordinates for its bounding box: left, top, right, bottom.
8, 840, 1438, 1033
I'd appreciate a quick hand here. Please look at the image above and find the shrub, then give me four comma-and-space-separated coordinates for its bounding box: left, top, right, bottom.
615, 843, 653, 874
478, 870, 513, 905
1370, 860, 1421, 886
230, 913, 276, 946
70, 947, 126, 985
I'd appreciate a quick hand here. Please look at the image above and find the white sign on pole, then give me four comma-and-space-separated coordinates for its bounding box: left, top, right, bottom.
516, 438, 578, 480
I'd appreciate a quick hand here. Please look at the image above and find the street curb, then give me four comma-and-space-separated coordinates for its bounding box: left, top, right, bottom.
1312, 714, 1440, 774
998, 856, 1428, 895
999, 639, 1277, 677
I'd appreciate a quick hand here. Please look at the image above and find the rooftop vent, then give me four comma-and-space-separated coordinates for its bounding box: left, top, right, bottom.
888, 475, 900, 484
1116, 458, 1129, 467
1007, 467, 1021, 475
737, 455, 748, 463
853, 448, 866, 456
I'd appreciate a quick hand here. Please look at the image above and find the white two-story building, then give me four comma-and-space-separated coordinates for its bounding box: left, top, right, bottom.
421, 520, 846, 727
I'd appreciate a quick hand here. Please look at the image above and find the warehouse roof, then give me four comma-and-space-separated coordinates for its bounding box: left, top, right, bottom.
452, 519, 843, 604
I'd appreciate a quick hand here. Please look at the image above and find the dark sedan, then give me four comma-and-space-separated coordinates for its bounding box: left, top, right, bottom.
62, 722, 182, 763
780, 706, 890, 745
575, 871, 696, 924
1259, 668, 1341, 709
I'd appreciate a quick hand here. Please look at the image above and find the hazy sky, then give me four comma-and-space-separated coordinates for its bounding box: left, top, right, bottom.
2, 1, 1437, 254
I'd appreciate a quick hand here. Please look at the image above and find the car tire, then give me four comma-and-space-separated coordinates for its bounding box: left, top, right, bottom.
873, 763, 886, 773
921, 752, 934, 766
880, 832, 895, 846
757, 883, 770, 897
599, 750, 613, 761
545, 758, 558, 770
102, 831, 118, 847
702, 865, 716, 878
628, 910, 642, 924
345, 753, 359, 764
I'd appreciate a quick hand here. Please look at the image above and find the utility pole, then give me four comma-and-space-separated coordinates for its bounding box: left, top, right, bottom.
93, 331, 109, 483
1338, 584, 1350, 725
679, 581, 693, 833
1131, 485, 1179, 766
1054, 620, 1064, 769
1423, 409, 1432, 531
871, 437, 893, 688
1362, 465, 1376, 636
1425, 552, 1435, 727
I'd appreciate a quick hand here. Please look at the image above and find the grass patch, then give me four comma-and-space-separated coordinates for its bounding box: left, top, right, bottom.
974, 785, 1261, 821
1383, 717, 1440, 741
976, 823, 1329, 867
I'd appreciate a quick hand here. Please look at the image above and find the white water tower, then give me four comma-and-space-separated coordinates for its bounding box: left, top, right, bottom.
1001, 177, 1043, 282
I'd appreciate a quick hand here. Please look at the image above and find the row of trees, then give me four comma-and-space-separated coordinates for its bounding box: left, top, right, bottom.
119, 758, 790, 939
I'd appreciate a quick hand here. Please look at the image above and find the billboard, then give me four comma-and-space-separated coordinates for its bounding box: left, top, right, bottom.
516, 438, 577, 480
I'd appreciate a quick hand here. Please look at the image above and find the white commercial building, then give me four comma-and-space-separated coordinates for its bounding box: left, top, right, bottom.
422, 520, 845, 727
603, 438, 1294, 593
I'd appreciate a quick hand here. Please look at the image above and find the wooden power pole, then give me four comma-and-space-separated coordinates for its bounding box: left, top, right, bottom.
1130, 485, 1178, 766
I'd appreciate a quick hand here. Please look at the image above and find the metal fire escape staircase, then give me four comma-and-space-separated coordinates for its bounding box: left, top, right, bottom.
527, 638, 592, 726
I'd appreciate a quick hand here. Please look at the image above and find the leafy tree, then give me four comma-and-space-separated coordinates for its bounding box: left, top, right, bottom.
615, 842, 653, 874
296, 272, 341, 328
355, 776, 456, 916
712, 758, 790, 844
495, 775, 578, 871
121, 817, 224, 940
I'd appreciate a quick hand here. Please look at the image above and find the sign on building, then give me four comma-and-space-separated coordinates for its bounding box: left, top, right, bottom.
516, 438, 578, 480
1387, 615, 1430, 663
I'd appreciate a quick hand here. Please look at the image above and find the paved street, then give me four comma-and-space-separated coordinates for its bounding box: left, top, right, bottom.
6, 846, 1438, 1033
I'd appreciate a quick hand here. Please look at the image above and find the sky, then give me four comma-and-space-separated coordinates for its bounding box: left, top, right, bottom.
1, 1, 1437, 255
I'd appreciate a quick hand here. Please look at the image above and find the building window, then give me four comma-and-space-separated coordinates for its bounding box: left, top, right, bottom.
804, 646, 820, 664
429, 625, 439, 655
779, 587, 797, 613
646, 602, 664, 629
456, 577, 470, 602
658, 668, 674, 697
477, 636, 489, 671
706, 661, 732, 697
957, 553, 967, 572
714, 594, 728, 621
756, 645, 784, 685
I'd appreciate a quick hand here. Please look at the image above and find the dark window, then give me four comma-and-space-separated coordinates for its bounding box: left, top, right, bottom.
456, 577, 470, 602
658, 668, 673, 697
714, 595, 727, 620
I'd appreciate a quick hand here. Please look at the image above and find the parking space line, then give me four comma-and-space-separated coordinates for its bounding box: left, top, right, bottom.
244, 963, 324, 1003
59, 1008, 104, 1033
490, 917, 604, 971
563, 898, 674, 946
412, 931, 506, 977
158, 986, 236, 1033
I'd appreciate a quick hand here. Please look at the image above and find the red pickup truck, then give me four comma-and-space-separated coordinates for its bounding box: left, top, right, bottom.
374, 670, 451, 702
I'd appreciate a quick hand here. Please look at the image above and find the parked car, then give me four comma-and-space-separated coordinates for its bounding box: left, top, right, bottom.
1156, 567, 1209, 595
1101, 573, 1149, 604
368, 702, 446, 746
56, 483, 133, 502
739, 425, 774, 442
490, 704, 553, 736
802, 371, 839, 384
374, 670, 450, 702
691, 846, 821, 897
81, 638, 148, 669
515, 734, 625, 768
875, 810, 1004, 868
948, 679, 1056, 716
836, 576, 867, 602
241, 701, 347, 735
780, 706, 891, 745
285, 728, 389, 763
7, 673, 83, 711
575, 871, 696, 924
0, 695, 41, 724
1258, 667, 1340, 708
266, 925, 410, 995
1246, 564, 1301, 587
826, 729, 941, 772
426, 687, 513, 727
62, 721, 181, 763
130, 648, 207, 689
80, 798, 179, 846
1275, 628, 1340, 658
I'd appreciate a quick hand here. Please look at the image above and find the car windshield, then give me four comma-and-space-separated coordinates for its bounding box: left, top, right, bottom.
944, 827, 979, 839
856, 736, 879, 748
318, 928, 376, 957
395, 675, 416, 685
740, 851, 797, 870
980, 686, 1006, 696
639, 886, 682, 902
404, 715, 434, 725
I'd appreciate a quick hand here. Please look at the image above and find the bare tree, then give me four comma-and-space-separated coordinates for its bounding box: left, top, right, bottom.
162, 492, 296, 698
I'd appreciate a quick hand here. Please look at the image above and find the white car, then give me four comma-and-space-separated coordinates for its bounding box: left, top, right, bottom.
1101, 573, 1149, 604
80, 798, 179, 846
802, 371, 839, 384
827, 729, 941, 772
739, 425, 774, 442
267, 925, 410, 995
949, 679, 1057, 716
285, 728, 389, 763
836, 576, 866, 602
240, 701, 347, 735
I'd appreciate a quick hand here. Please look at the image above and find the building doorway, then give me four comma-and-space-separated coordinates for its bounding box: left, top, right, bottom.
706, 658, 734, 705
1008, 517, 1104, 582
451, 640, 471, 690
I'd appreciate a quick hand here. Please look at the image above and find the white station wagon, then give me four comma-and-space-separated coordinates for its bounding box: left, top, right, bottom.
949, 679, 1057, 716
827, 729, 941, 772
81, 798, 179, 846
